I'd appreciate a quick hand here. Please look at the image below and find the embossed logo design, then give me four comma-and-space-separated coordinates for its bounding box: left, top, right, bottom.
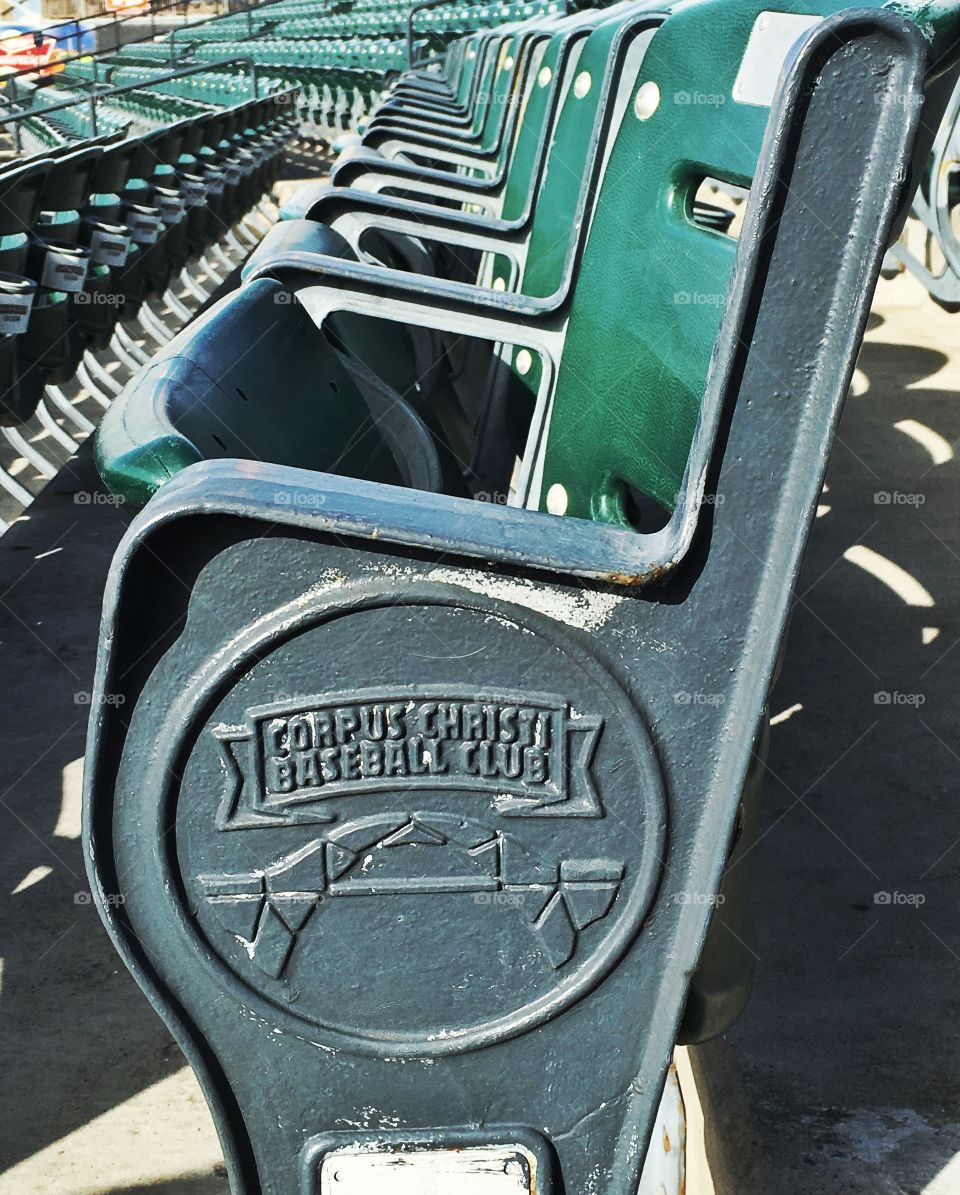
200, 811, 624, 978
203, 691, 620, 976
215, 691, 603, 826
180, 612, 666, 1055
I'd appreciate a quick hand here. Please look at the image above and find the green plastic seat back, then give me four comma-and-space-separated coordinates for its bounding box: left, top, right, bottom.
499, 4, 643, 224
443, 30, 500, 106
530, 0, 870, 518
453, 30, 536, 149
0, 155, 53, 235
38, 143, 102, 213
514, 4, 664, 297
398, 27, 545, 151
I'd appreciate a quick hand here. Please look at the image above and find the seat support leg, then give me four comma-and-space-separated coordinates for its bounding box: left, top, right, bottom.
35, 399, 80, 454
45, 385, 96, 435
83, 351, 124, 398
2, 426, 57, 479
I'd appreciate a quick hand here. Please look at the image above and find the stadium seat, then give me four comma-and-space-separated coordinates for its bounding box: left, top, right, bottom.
96, 2, 651, 504
82, 3, 960, 1191
0, 153, 54, 424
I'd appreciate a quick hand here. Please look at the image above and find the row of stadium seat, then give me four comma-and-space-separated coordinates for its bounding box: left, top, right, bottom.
0, 90, 292, 510
0, 0, 523, 522
85, 0, 960, 1055
160, 0, 549, 52
94, 0, 788, 523
80, 0, 960, 1191
10, 0, 553, 170
108, 0, 567, 140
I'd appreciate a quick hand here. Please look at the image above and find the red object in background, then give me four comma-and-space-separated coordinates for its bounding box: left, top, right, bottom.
0, 31, 64, 80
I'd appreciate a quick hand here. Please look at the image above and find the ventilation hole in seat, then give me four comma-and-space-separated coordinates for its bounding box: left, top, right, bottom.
329, 380, 338, 393
691, 176, 748, 240
236, 387, 249, 402
211, 433, 227, 451
624, 486, 671, 534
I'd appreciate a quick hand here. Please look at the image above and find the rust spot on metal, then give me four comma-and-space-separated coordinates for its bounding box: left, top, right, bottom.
599, 561, 675, 589
663, 1127, 672, 1153
599, 571, 645, 587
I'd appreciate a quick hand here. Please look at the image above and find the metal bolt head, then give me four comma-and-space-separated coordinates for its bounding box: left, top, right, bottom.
546, 483, 568, 516
634, 81, 660, 120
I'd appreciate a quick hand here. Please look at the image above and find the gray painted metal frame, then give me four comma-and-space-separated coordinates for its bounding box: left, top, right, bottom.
83, 10, 939, 1195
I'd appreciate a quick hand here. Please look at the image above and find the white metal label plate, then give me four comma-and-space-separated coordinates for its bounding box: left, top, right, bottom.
319, 1144, 536, 1195
732, 12, 823, 107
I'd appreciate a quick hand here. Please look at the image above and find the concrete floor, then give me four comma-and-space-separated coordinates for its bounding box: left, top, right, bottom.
0, 264, 958, 1193
729, 269, 960, 1195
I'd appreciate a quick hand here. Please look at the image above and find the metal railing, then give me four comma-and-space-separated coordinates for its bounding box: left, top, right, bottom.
0, 0, 285, 86
0, 53, 258, 150
406, 0, 456, 67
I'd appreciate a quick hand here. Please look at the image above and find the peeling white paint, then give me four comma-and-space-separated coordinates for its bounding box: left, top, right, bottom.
305, 570, 350, 592
427, 568, 623, 630
364, 560, 623, 630
235, 934, 256, 961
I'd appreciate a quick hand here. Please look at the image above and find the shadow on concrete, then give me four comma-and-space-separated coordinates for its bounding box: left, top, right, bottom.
0, 442, 177, 1173
99, 1180, 228, 1195
729, 316, 960, 1191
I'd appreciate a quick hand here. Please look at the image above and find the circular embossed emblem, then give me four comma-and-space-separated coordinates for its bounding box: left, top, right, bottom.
172, 587, 665, 1055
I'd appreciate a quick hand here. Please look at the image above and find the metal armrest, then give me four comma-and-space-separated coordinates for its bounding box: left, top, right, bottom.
362, 123, 506, 162
244, 248, 563, 321
306, 185, 528, 237
332, 147, 505, 195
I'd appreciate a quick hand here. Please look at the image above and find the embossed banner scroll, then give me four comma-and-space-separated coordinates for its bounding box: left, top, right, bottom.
214, 688, 604, 829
